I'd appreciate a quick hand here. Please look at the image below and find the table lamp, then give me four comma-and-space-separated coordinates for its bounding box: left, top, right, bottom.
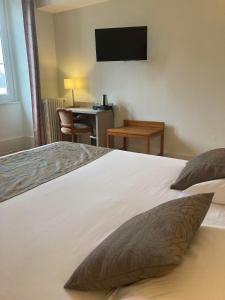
64, 78, 84, 107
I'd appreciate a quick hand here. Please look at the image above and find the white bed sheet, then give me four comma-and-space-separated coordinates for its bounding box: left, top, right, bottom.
0, 150, 225, 300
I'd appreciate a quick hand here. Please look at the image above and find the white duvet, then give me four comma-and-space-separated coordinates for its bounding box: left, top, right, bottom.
0, 150, 225, 300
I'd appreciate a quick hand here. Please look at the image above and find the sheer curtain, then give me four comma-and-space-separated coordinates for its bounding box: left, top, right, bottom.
22, 0, 45, 146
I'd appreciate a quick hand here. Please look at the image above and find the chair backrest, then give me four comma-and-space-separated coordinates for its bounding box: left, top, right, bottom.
57, 109, 74, 129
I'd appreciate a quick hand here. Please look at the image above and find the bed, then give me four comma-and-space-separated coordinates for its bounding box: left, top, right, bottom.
1, 142, 225, 300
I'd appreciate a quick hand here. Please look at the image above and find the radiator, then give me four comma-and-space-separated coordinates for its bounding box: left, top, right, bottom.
42, 98, 66, 144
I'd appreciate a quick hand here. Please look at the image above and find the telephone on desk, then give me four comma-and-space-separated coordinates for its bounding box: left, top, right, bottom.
92, 104, 113, 111
93, 94, 113, 111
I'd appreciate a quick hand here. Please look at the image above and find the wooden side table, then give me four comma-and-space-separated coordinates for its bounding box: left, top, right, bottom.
107, 120, 165, 155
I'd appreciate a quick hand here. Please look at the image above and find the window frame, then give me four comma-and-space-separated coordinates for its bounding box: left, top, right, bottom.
0, 0, 17, 103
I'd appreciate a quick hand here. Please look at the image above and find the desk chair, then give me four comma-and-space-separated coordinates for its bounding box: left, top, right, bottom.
57, 108, 92, 143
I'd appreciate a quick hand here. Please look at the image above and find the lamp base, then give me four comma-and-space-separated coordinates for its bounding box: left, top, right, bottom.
72, 89, 76, 107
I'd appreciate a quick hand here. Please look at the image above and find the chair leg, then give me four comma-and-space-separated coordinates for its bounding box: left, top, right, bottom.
60, 132, 63, 141
72, 134, 77, 143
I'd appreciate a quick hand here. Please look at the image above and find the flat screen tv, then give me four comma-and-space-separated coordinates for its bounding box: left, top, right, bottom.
95, 26, 147, 62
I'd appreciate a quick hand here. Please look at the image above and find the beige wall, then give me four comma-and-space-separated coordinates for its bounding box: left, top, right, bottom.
39, 0, 225, 157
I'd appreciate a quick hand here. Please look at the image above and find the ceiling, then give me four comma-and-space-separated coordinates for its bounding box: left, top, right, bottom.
36, 0, 110, 13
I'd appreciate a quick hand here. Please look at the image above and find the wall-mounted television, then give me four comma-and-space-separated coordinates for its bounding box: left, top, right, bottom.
95, 26, 148, 62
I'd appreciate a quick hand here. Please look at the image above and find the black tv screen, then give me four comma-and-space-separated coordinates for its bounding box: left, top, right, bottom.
95, 26, 147, 62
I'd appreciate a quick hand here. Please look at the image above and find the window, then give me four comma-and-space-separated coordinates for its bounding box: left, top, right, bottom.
0, 38, 7, 95
0, 0, 16, 103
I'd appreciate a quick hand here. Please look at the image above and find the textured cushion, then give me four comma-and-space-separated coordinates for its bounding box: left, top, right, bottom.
64, 193, 213, 291
171, 149, 225, 191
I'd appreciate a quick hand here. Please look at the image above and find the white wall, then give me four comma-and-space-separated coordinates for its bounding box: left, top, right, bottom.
52, 0, 225, 157
36, 10, 59, 99
36, 0, 110, 13
0, 0, 33, 155
0, 102, 24, 143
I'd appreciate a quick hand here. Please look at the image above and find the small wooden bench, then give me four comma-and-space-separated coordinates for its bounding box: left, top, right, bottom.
107, 120, 165, 155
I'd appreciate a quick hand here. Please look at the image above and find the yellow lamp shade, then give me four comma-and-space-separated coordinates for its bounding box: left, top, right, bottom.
64, 78, 86, 90
64, 79, 76, 90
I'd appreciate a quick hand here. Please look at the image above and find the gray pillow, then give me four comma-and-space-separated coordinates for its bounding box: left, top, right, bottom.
64, 193, 213, 291
171, 148, 225, 191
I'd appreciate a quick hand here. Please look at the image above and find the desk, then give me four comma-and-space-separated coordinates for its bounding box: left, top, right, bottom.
107, 120, 165, 155
67, 108, 114, 147
68, 107, 99, 115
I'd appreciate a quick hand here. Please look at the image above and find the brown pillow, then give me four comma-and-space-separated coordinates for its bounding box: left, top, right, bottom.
171, 148, 225, 191
64, 193, 213, 291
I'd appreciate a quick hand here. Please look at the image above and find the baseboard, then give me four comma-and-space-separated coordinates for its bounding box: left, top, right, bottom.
23, 136, 35, 149
0, 136, 34, 156
118, 139, 193, 160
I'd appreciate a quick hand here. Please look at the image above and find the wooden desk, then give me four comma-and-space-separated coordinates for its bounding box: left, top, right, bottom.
67, 107, 114, 147
107, 120, 165, 155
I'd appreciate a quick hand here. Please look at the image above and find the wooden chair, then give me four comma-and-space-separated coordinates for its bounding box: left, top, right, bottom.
57, 108, 92, 143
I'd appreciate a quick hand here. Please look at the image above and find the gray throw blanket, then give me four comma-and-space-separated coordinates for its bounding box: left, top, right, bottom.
0, 142, 111, 203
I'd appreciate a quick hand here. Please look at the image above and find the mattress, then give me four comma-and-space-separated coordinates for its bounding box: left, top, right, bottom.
0, 148, 225, 300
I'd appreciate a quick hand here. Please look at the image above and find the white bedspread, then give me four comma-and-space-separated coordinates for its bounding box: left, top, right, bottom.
0, 150, 225, 300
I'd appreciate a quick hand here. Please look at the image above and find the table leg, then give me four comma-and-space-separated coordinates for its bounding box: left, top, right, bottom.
123, 137, 127, 151
147, 137, 151, 154
160, 131, 164, 156
107, 134, 113, 148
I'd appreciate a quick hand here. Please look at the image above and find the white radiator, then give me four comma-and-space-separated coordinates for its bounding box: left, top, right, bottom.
42, 98, 66, 144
